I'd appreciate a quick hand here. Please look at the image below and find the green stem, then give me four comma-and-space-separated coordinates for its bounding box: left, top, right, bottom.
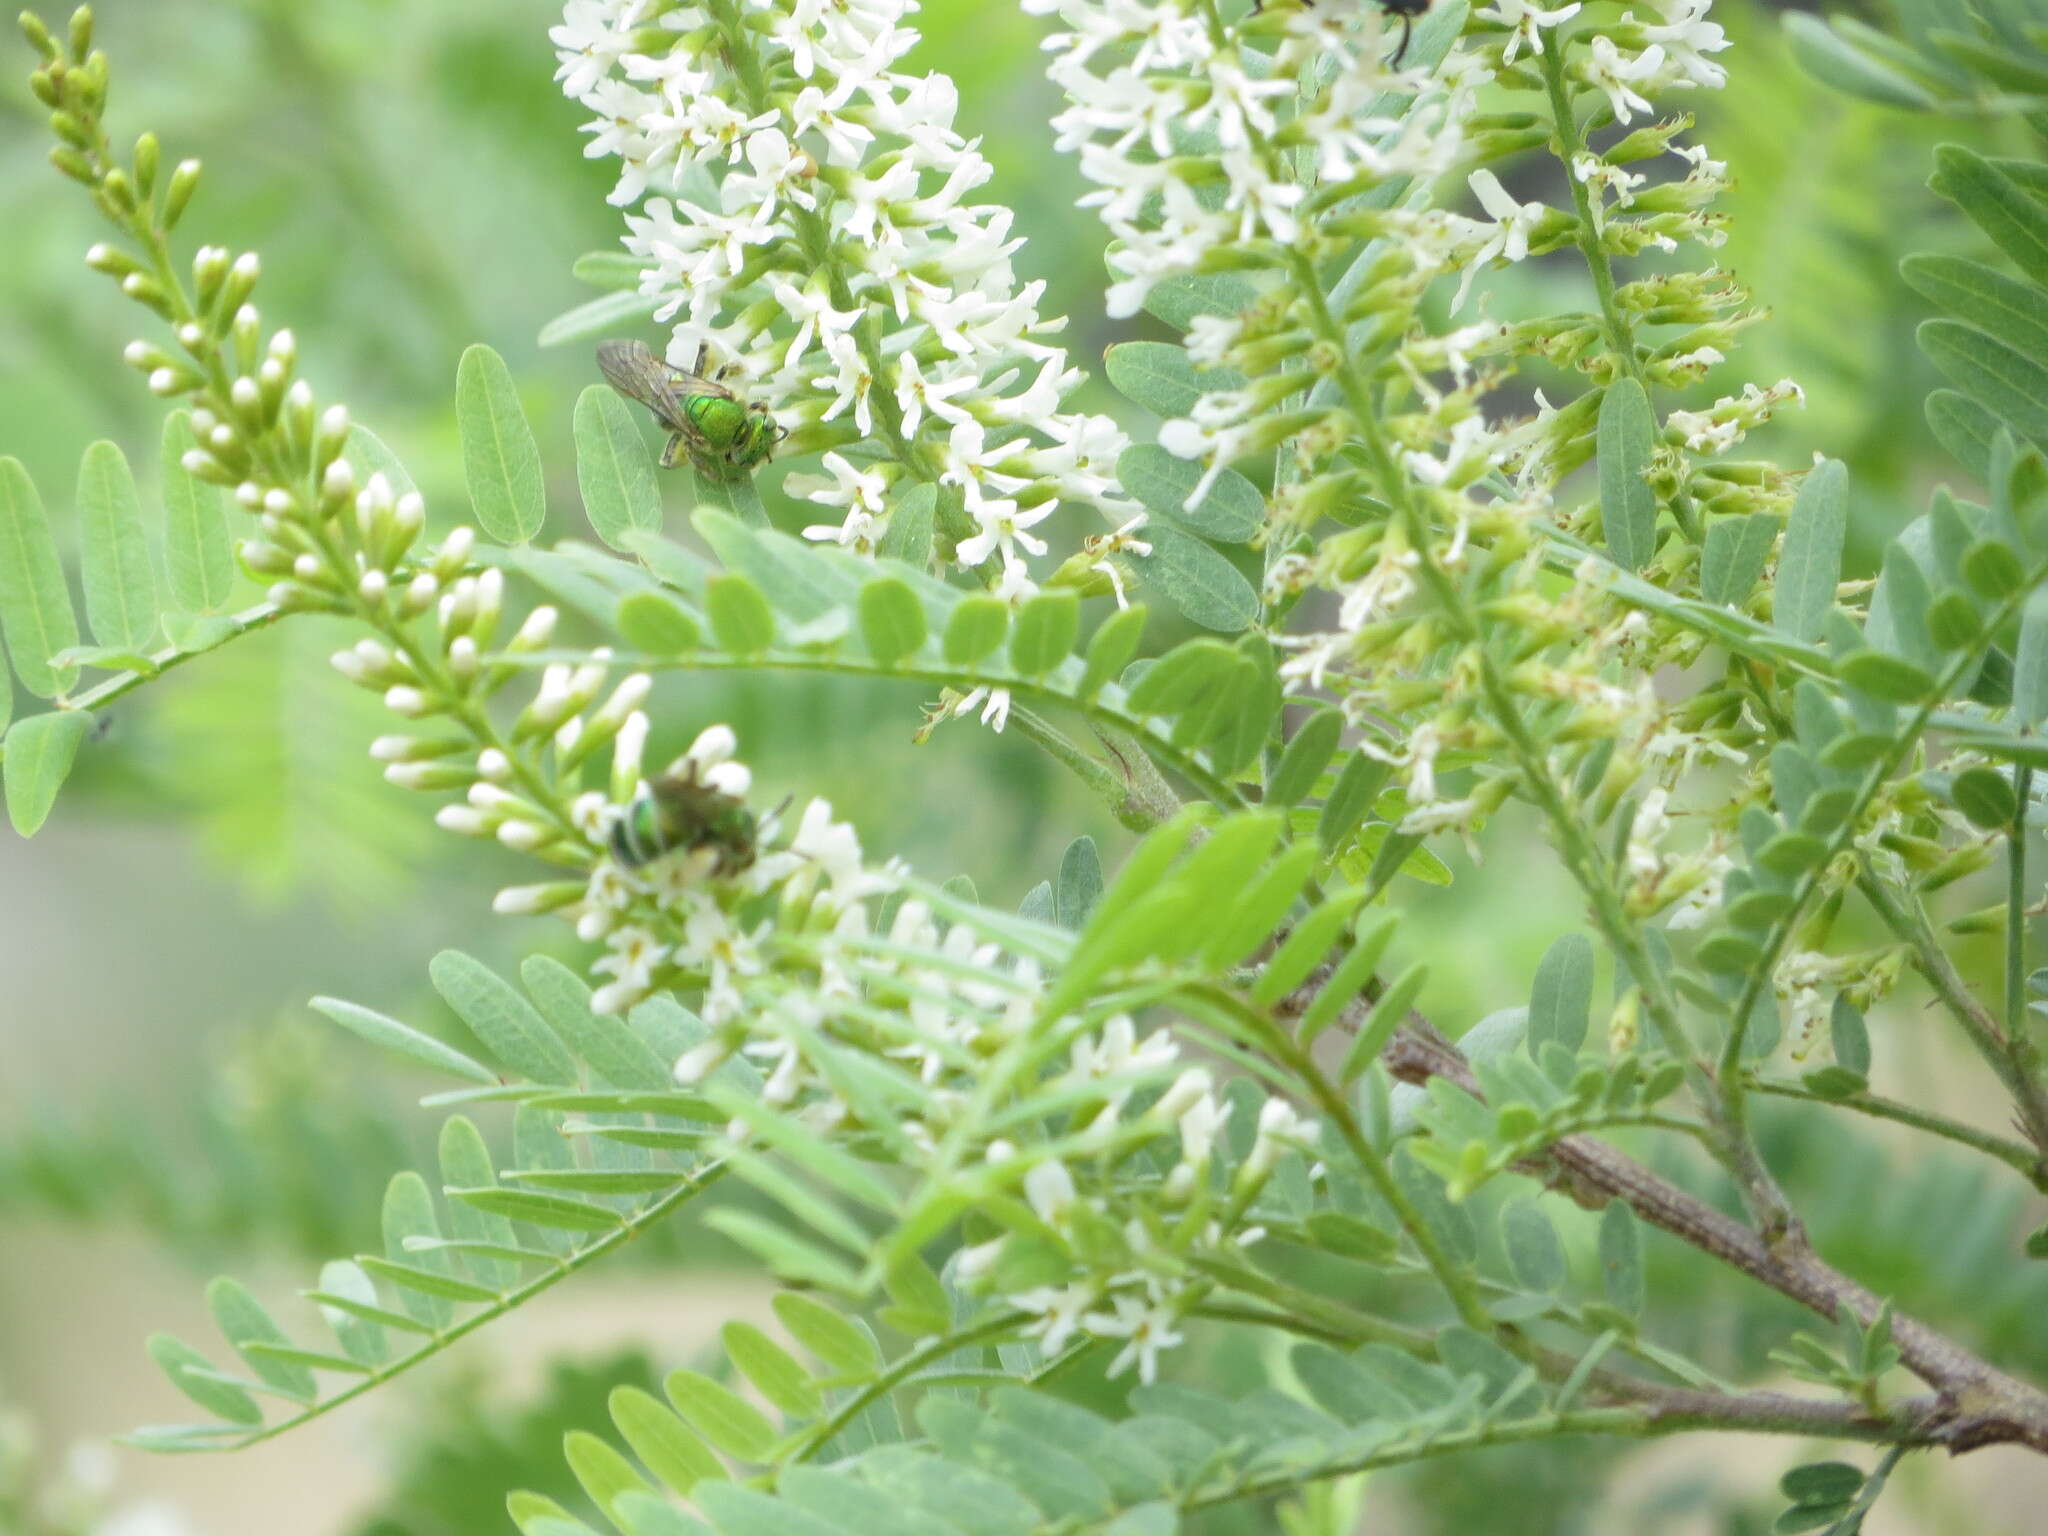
1855, 865, 2048, 1160
58, 602, 284, 712
1748, 1073, 2048, 1188
2010, 764, 2033, 1045
1537, 41, 1701, 546
140, 1162, 726, 1454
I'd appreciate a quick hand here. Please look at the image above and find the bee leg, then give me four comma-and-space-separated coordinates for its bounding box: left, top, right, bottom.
692, 342, 711, 377
1391, 14, 1413, 66
661, 431, 686, 469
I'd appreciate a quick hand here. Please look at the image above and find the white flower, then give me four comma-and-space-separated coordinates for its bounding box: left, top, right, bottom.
1095, 1292, 1186, 1384
1025, 1158, 1079, 1226
1454, 169, 1547, 313
1476, 1, 1583, 65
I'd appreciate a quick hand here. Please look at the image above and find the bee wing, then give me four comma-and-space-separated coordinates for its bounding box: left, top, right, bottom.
596, 338, 703, 428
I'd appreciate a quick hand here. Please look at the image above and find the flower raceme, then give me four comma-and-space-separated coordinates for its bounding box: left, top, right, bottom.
553, 0, 1135, 590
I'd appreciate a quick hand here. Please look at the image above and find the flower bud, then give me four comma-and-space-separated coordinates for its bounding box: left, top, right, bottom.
358, 568, 389, 606
19, 12, 56, 59
192, 245, 228, 311
403, 572, 439, 615
132, 131, 158, 200
86, 241, 138, 277
180, 447, 234, 485
49, 145, 95, 184
120, 270, 171, 317
221, 253, 262, 317
477, 748, 512, 782
509, 605, 558, 652
435, 804, 493, 838
431, 526, 475, 583
384, 760, 475, 792
163, 157, 201, 229
100, 166, 135, 212
240, 541, 293, 576
497, 819, 552, 852
230, 301, 260, 373
492, 882, 585, 915
384, 685, 433, 718
314, 404, 350, 467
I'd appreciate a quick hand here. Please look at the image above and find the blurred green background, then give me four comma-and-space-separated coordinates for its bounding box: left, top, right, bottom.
2, 1, 2045, 1532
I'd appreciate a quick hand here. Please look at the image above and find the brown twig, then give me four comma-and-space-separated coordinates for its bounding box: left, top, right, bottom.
1373, 1013, 2048, 1454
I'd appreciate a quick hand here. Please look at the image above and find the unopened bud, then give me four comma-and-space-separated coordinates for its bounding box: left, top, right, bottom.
163, 158, 201, 229
132, 131, 158, 200
384, 685, 432, 718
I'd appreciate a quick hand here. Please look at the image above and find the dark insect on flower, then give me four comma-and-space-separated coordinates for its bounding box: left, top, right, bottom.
608, 759, 761, 875
595, 337, 783, 482
1376, 0, 1432, 68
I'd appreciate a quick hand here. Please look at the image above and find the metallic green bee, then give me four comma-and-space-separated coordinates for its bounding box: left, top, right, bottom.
596, 338, 782, 482
608, 758, 761, 875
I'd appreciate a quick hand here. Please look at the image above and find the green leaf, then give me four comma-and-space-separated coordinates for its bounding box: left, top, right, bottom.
1598, 1202, 1645, 1317
1117, 444, 1263, 543
942, 594, 1009, 665
1269, 710, 1341, 807
1501, 1199, 1567, 1292
523, 956, 673, 1089
1932, 145, 2048, 293
1699, 514, 1775, 609
1140, 270, 1256, 333
1127, 638, 1235, 716
159, 414, 236, 615
723, 1321, 824, 1420
380, 1171, 455, 1328
1597, 380, 1658, 572
3, 709, 89, 836
310, 1260, 389, 1365
1056, 836, 1105, 931
457, 344, 547, 543
566, 1428, 655, 1526
1928, 390, 2000, 479
1078, 603, 1146, 701
617, 590, 701, 654
1836, 649, 1936, 703
1780, 1461, 1865, 1507
1902, 255, 2048, 371
1829, 996, 1872, 1077
1136, 525, 1258, 632
1950, 764, 2018, 828
0, 458, 79, 698
772, 1292, 880, 1379
450, 1186, 620, 1232
148, 1334, 262, 1426
1318, 750, 1389, 852
706, 573, 776, 655
575, 384, 665, 550
879, 483, 937, 569
207, 1277, 315, 1401
1528, 934, 1594, 1055
75, 441, 157, 651
538, 288, 663, 348
1200, 841, 1321, 971
859, 577, 927, 667
665, 1368, 778, 1462
1337, 960, 1429, 1085
1009, 591, 1079, 678
439, 1115, 522, 1290
344, 424, 418, 498
430, 950, 579, 1086
610, 1386, 724, 1496
1104, 342, 1244, 418
1783, 14, 1938, 109
1774, 459, 1847, 643
1298, 912, 1397, 1046
309, 994, 499, 1084
1921, 320, 2048, 446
